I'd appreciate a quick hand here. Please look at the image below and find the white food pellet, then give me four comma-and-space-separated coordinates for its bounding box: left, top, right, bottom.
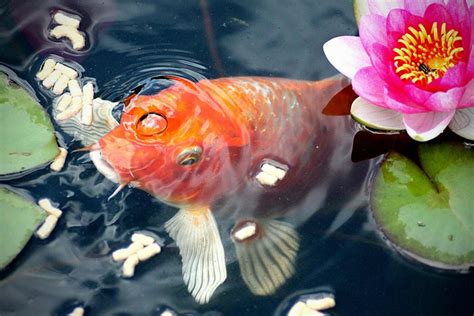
67, 306, 85, 316
288, 302, 305, 316
287, 301, 324, 316
261, 163, 287, 180
122, 254, 139, 277
52, 74, 70, 95
233, 222, 257, 241
306, 297, 336, 311
54, 63, 78, 79
50, 147, 68, 172
36, 215, 59, 239
56, 93, 72, 112
256, 171, 278, 186
82, 82, 94, 104
68, 79, 82, 96
131, 233, 155, 246
81, 101, 93, 125
161, 310, 175, 316
50, 25, 85, 50
42, 69, 62, 89
112, 242, 144, 261
53, 11, 81, 29
56, 96, 82, 120
137, 243, 161, 261
36, 59, 57, 80
38, 198, 63, 217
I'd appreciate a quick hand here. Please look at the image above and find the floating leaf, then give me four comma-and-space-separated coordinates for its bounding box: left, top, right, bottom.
371, 142, 474, 270
0, 188, 46, 270
0, 71, 59, 176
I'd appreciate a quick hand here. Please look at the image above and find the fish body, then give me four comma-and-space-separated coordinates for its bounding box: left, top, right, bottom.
94, 75, 351, 303
99, 76, 347, 209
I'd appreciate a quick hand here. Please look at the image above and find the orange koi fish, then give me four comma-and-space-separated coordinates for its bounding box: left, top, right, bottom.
90, 75, 351, 303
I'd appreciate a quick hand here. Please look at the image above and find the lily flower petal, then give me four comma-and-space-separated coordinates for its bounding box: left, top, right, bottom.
403, 111, 456, 141
352, 67, 386, 105
323, 36, 371, 79
423, 87, 465, 112
366, 0, 404, 16
353, 0, 370, 24
460, 79, 474, 108
449, 108, 474, 140
351, 97, 405, 130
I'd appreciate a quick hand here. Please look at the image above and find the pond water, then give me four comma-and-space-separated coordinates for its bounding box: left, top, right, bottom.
1, 0, 473, 315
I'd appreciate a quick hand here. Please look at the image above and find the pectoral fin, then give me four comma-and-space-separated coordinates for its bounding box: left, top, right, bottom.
165, 208, 227, 304
231, 219, 299, 296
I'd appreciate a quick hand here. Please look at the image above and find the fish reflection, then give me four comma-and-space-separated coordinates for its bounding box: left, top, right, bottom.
90, 75, 351, 303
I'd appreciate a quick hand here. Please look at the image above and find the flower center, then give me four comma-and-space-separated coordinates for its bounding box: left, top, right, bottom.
393, 22, 464, 85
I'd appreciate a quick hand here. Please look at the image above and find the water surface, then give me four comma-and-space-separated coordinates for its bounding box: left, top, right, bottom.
0, 1, 473, 315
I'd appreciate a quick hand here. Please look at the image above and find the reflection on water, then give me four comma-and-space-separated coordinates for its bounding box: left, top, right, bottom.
0, 1, 473, 315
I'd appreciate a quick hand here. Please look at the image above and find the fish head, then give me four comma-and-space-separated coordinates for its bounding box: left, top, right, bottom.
96, 78, 248, 206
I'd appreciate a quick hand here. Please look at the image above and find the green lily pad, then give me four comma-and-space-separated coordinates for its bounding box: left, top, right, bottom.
371, 142, 474, 270
0, 188, 46, 270
0, 71, 59, 176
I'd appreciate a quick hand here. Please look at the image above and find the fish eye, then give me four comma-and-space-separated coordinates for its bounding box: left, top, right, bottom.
136, 112, 167, 136
177, 146, 202, 166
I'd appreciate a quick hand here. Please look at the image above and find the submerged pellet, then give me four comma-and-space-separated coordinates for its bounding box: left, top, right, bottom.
38, 198, 63, 217
256, 171, 279, 186
233, 222, 257, 241
36, 215, 58, 239
36, 59, 57, 80
52, 74, 70, 95
122, 254, 139, 277
261, 163, 287, 180
53, 11, 81, 29
67, 306, 85, 316
50, 147, 68, 171
137, 243, 161, 261
131, 233, 155, 246
56, 93, 72, 112
81, 101, 93, 125
54, 63, 78, 79
42, 69, 62, 89
56, 96, 82, 120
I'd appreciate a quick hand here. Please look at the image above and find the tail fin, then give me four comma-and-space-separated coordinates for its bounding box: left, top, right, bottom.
231, 219, 299, 295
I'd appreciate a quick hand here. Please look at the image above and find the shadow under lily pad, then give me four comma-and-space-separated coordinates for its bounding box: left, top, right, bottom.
371, 142, 474, 270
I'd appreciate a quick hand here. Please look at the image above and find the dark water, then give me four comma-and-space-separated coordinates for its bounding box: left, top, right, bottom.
0, 1, 473, 315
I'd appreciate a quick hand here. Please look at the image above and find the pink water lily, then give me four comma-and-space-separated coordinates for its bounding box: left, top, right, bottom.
324, 0, 474, 141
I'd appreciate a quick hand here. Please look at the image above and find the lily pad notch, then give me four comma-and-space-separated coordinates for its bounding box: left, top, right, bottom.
371, 142, 474, 271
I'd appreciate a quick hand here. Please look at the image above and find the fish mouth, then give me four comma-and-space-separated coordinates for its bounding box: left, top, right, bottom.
89, 147, 120, 184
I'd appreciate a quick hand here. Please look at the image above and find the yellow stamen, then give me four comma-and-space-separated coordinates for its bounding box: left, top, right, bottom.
431, 22, 438, 41
418, 24, 428, 43
393, 21, 464, 86
408, 26, 420, 39
404, 33, 418, 45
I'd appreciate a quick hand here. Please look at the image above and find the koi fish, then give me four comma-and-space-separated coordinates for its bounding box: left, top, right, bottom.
84, 75, 352, 303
